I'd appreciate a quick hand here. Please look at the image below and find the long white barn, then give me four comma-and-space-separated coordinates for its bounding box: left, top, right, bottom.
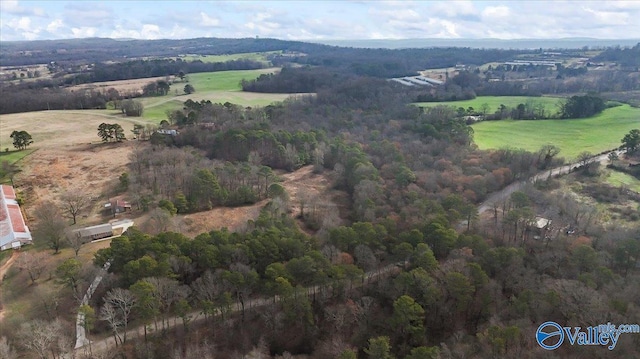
0, 185, 32, 251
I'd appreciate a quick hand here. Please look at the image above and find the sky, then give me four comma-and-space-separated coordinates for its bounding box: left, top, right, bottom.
1, 0, 640, 42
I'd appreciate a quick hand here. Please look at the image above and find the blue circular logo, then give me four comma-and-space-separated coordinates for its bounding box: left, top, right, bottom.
536, 321, 564, 350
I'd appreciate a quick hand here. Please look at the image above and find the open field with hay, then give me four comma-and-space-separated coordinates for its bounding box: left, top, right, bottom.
471, 104, 640, 159
0, 110, 142, 219
69, 75, 171, 94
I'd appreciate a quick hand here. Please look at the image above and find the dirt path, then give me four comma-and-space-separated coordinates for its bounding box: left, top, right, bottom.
477, 150, 620, 214
179, 165, 345, 236
0, 250, 20, 322
73, 262, 402, 357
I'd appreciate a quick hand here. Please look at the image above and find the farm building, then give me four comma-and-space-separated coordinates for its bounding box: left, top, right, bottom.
74, 223, 113, 242
104, 199, 132, 216
157, 129, 178, 136
0, 185, 32, 251
73, 219, 134, 242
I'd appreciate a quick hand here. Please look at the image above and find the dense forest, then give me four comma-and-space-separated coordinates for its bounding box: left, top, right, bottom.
592, 43, 640, 68
54, 70, 640, 359
2, 38, 639, 359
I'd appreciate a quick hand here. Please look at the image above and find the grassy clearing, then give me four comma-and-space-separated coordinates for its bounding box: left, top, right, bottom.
0, 148, 35, 164
176, 51, 280, 64
104, 68, 287, 123
472, 104, 640, 160
604, 170, 640, 192
186, 68, 278, 92
0, 239, 113, 327
416, 95, 564, 114
142, 99, 184, 123
183, 91, 302, 107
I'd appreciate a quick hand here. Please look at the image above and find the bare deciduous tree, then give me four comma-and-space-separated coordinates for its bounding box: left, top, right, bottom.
148, 207, 172, 233
0, 336, 18, 359
66, 228, 85, 257
61, 190, 89, 225
100, 302, 123, 346
19, 319, 63, 359
143, 277, 182, 330
16, 251, 48, 284
102, 288, 136, 344
32, 201, 66, 253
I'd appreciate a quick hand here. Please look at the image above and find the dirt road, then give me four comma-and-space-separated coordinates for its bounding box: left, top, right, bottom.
0, 250, 20, 322
477, 150, 620, 214
73, 262, 402, 357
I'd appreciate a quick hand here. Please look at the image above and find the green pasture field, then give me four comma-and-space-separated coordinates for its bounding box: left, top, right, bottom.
0, 148, 35, 165
133, 68, 294, 122
186, 68, 278, 92
142, 99, 184, 122
176, 51, 280, 64
416, 95, 565, 114
471, 104, 640, 160
604, 169, 640, 192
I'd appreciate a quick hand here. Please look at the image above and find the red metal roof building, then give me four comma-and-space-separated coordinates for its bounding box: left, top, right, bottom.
0, 185, 32, 250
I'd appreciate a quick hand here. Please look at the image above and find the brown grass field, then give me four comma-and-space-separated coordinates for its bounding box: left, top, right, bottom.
68, 76, 174, 95
0, 111, 142, 224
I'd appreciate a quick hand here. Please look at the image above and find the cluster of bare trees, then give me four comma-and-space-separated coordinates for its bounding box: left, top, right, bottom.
8, 319, 73, 359
128, 146, 278, 212
30, 190, 89, 254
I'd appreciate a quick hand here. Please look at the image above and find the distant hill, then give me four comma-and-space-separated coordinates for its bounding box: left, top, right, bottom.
0, 37, 307, 66
309, 38, 640, 50
0, 37, 524, 78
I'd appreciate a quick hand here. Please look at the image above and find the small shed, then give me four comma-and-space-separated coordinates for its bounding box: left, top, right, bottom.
104, 199, 131, 216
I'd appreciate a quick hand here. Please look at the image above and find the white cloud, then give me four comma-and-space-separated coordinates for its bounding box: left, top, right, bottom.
370, 8, 421, 21
0, 0, 20, 12
47, 19, 64, 33
141, 24, 161, 39
109, 24, 140, 39
167, 24, 190, 39
482, 6, 511, 19
244, 11, 286, 37
9, 16, 32, 31
71, 27, 97, 38
33, 7, 45, 16
1, 1, 640, 41
63, 4, 114, 28
431, 1, 477, 18
1, 0, 45, 17
200, 12, 220, 27
584, 7, 630, 25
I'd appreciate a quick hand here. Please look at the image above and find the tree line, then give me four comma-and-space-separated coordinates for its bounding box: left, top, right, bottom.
66, 58, 264, 85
